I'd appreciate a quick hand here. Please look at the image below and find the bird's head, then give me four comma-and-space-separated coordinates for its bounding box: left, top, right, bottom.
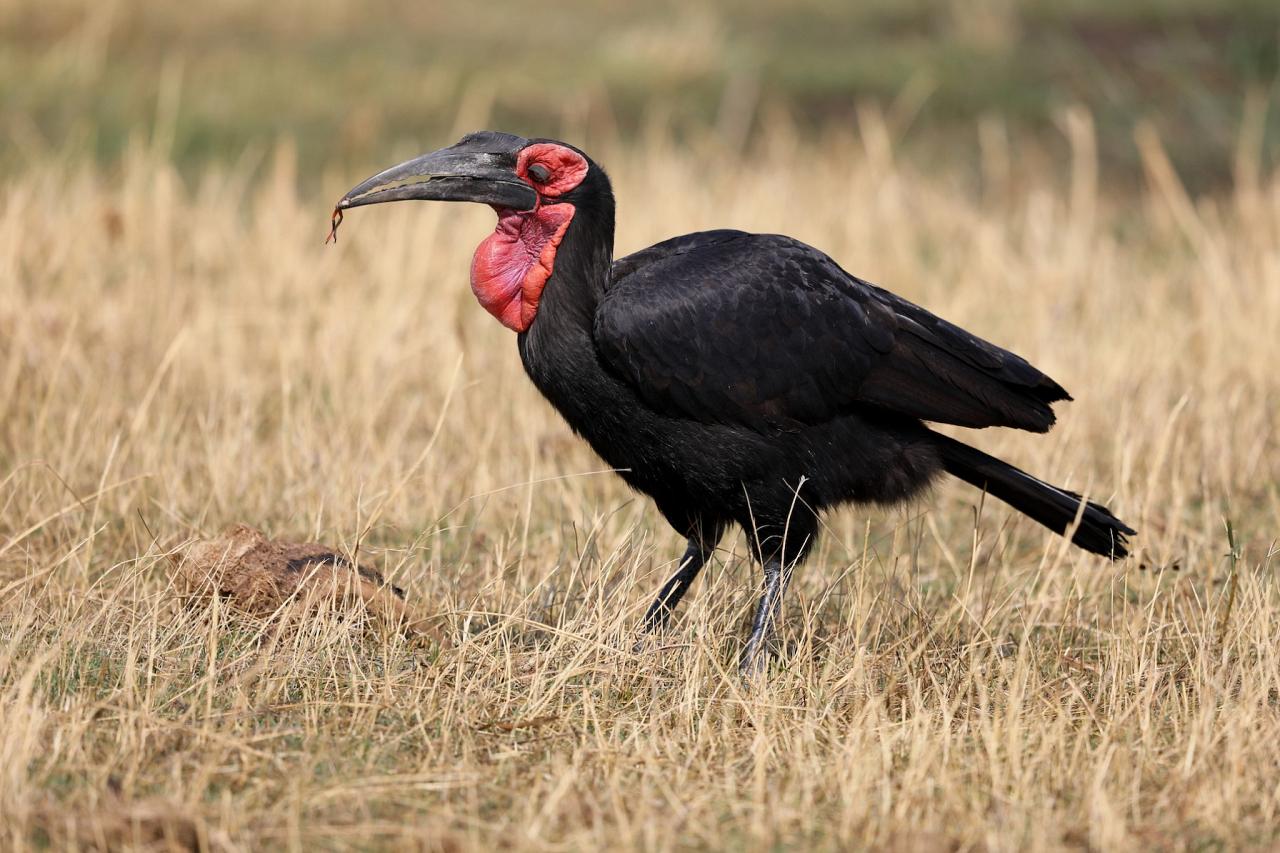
335, 131, 607, 333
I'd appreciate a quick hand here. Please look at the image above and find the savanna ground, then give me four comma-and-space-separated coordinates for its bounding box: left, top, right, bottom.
4, 1, 1280, 851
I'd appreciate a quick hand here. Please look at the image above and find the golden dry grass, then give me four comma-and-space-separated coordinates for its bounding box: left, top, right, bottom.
2, 118, 1279, 850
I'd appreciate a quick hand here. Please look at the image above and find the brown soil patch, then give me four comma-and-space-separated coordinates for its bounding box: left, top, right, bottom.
175, 524, 443, 644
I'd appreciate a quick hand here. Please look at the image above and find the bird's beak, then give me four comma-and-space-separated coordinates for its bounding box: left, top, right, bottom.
336, 146, 538, 212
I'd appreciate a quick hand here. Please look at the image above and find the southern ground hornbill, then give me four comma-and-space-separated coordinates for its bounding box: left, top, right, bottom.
334, 131, 1134, 676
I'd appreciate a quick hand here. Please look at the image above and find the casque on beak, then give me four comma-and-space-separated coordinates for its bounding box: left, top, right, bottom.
336, 135, 538, 212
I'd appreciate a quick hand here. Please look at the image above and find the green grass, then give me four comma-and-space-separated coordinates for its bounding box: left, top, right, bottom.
2, 0, 1277, 189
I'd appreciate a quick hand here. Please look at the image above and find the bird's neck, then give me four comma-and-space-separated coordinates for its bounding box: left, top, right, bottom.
517, 198, 627, 428
526, 198, 615, 333
470, 191, 614, 335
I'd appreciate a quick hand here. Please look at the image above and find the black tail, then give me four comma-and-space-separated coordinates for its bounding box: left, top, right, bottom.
933, 433, 1134, 560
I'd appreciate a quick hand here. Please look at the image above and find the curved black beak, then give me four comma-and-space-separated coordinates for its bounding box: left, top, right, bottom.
336, 135, 538, 212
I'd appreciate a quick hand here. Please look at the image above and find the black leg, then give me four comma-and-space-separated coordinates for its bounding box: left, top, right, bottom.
641, 537, 715, 633
737, 504, 815, 680
739, 557, 791, 678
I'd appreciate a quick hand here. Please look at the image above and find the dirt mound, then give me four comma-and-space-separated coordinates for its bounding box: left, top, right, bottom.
176, 524, 443, 643
28, 792, 203, 851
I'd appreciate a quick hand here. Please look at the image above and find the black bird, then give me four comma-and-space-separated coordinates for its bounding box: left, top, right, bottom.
334, 131, 1134, 676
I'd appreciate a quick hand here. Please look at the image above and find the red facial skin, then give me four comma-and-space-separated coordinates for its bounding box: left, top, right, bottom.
470, 143, 589, 332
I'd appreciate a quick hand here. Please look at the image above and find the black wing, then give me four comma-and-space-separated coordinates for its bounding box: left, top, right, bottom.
595, 231, 1068, 432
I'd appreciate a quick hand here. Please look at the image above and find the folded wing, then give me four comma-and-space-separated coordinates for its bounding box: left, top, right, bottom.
595, 231, 1069, 432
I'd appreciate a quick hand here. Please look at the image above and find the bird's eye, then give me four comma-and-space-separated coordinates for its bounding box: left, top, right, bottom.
527, 163, 552, 184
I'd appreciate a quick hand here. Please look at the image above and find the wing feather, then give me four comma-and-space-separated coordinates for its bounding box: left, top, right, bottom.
597, 232, 1068, 433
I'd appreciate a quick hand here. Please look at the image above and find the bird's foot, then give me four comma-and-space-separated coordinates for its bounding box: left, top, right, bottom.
738, 636, 777, 683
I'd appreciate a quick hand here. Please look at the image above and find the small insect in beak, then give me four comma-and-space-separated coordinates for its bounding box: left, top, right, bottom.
324, 207, 344, 245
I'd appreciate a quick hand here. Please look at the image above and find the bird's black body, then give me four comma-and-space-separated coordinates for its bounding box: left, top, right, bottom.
523, 228, 947, 556
337, 132, 1134, 676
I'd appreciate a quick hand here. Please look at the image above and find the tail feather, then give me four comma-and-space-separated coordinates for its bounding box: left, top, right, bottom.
933, 433, 1134, 560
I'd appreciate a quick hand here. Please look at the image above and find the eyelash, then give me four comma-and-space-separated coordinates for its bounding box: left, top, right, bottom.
528, 164, 551, 183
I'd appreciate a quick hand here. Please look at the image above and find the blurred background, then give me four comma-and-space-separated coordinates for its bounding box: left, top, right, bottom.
4, 0, 1277, 194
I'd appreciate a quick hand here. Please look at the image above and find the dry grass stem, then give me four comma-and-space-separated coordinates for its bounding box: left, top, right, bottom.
2, 124, 1279, 849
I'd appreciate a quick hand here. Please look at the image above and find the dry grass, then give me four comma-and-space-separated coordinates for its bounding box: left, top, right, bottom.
2, 118, 1279, 850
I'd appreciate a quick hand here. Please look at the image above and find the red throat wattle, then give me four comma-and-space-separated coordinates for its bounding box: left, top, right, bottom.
469, 143, 588, 332
470, 204, 574, 332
